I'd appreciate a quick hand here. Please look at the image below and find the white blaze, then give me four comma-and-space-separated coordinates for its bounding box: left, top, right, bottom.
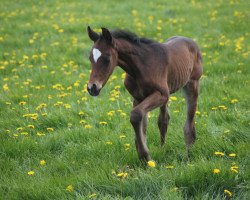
92, 48, 101, 63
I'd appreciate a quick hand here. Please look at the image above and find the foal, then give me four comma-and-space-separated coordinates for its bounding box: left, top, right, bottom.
86, 27, 202, 161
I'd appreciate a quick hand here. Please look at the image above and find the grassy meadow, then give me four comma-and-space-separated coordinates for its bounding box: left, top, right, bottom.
0, 0, 249, 199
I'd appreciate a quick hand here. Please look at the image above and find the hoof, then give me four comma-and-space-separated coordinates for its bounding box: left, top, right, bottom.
139, 154, 151, 162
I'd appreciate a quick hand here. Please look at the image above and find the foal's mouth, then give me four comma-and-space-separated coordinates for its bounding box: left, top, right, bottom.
88, 89, 100, 96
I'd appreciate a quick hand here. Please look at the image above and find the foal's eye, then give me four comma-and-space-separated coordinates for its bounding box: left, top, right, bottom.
101, 56, 110, 64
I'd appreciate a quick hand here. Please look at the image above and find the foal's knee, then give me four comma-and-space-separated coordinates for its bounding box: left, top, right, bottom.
161, 95, 169, 105
130, 109, 143, 124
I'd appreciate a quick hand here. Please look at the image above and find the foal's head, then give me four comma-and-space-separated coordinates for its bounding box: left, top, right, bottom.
87, 26, 118, 96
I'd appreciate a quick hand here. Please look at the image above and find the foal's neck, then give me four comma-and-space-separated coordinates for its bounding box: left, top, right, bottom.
115, 39, 142, 77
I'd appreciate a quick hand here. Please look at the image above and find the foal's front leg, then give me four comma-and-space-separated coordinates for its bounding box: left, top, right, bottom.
133, 100, 148, 154
130, 91, 168, 161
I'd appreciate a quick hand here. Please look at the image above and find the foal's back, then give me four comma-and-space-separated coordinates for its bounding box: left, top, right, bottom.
163, 36, 202, 93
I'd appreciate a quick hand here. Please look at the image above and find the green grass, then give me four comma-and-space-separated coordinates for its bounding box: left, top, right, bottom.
0, 0, 249, 199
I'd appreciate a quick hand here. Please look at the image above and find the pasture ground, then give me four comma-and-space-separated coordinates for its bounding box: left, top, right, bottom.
0, 0, 249, 199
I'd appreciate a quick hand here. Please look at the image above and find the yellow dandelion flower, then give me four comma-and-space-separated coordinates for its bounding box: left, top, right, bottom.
230, 165, 238, 173
99, 121, 107, 125
121, 73, 126, 79
147, 160, 156, 168
171, 187, 178, 192
170, 96, 177, 101
107, 111, 115, 116
195, 111, 201, 115
3, 84, 9, 91
27, 171, 35, 176
148, 15, 154, 22
23, 55, 29, 60
29, 39, 34, 44
109, 97, 116, 101
36, 103, 46, 110
124, 143, 130, 150
66, 185, 74, 192
230, 99, 238, 104
230, 168, 238, 173
67, 86, 72, 90
74, 81, 80, 87
27, 125, 35, 129
213, 169, 220, 174
81, 97, 88, 101
19, 101, 26, 106
40, 160, 46, 165
229, 153, 236, 157
47, 128, 54, 132
21, 132, 28, 136
31, 116, 38, 120
219, 41, 225, 46
88, 193, 97, 198
117, 172, 128, 178
37, 132, 45, 136
120, 112, 127, 116
32, 54, 38, 59
63, 104, 71, 109
41, 65, 48, 69
218, 105, 227, 110
224, 129, 230, 134
80, 120, 86, 124
84, 124, 92, 129
58, 29, 64, 33
131, 9, 138, 17
224, 189, 232, 197
68, 123, 73, 127
157, 26, 162, 31
79, 111, 85, 115
214, 151, 225, 156
106, 141, 112, 145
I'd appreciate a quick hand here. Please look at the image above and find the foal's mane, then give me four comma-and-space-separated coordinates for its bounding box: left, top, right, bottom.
102, 29, 157, 46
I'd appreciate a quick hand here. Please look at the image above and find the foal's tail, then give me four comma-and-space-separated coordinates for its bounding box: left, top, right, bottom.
197, 50, 202, 64
194, 48, 203, 80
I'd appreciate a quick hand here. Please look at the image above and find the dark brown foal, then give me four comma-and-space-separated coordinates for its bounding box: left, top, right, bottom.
87, 27, 202, 161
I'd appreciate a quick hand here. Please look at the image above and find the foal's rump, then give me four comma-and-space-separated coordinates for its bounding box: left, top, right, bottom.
164, 36, 202, 93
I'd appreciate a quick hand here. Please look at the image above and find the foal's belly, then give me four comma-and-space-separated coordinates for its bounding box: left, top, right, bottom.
164, 36, 201, 93
167, 57, 194, 93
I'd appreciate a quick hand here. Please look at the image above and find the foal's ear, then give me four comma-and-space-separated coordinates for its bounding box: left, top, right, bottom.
87, 26, 99, 42
101, 27, 113, 45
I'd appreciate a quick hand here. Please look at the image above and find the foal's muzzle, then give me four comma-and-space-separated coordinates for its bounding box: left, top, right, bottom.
87, 83, 101, 96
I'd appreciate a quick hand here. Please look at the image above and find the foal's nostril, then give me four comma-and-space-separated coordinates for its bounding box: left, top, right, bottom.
92, 83, 97, 90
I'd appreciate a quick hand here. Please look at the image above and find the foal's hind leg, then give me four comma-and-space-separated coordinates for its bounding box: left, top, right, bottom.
183, 80, 199, 150
158, 105, 170, 146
